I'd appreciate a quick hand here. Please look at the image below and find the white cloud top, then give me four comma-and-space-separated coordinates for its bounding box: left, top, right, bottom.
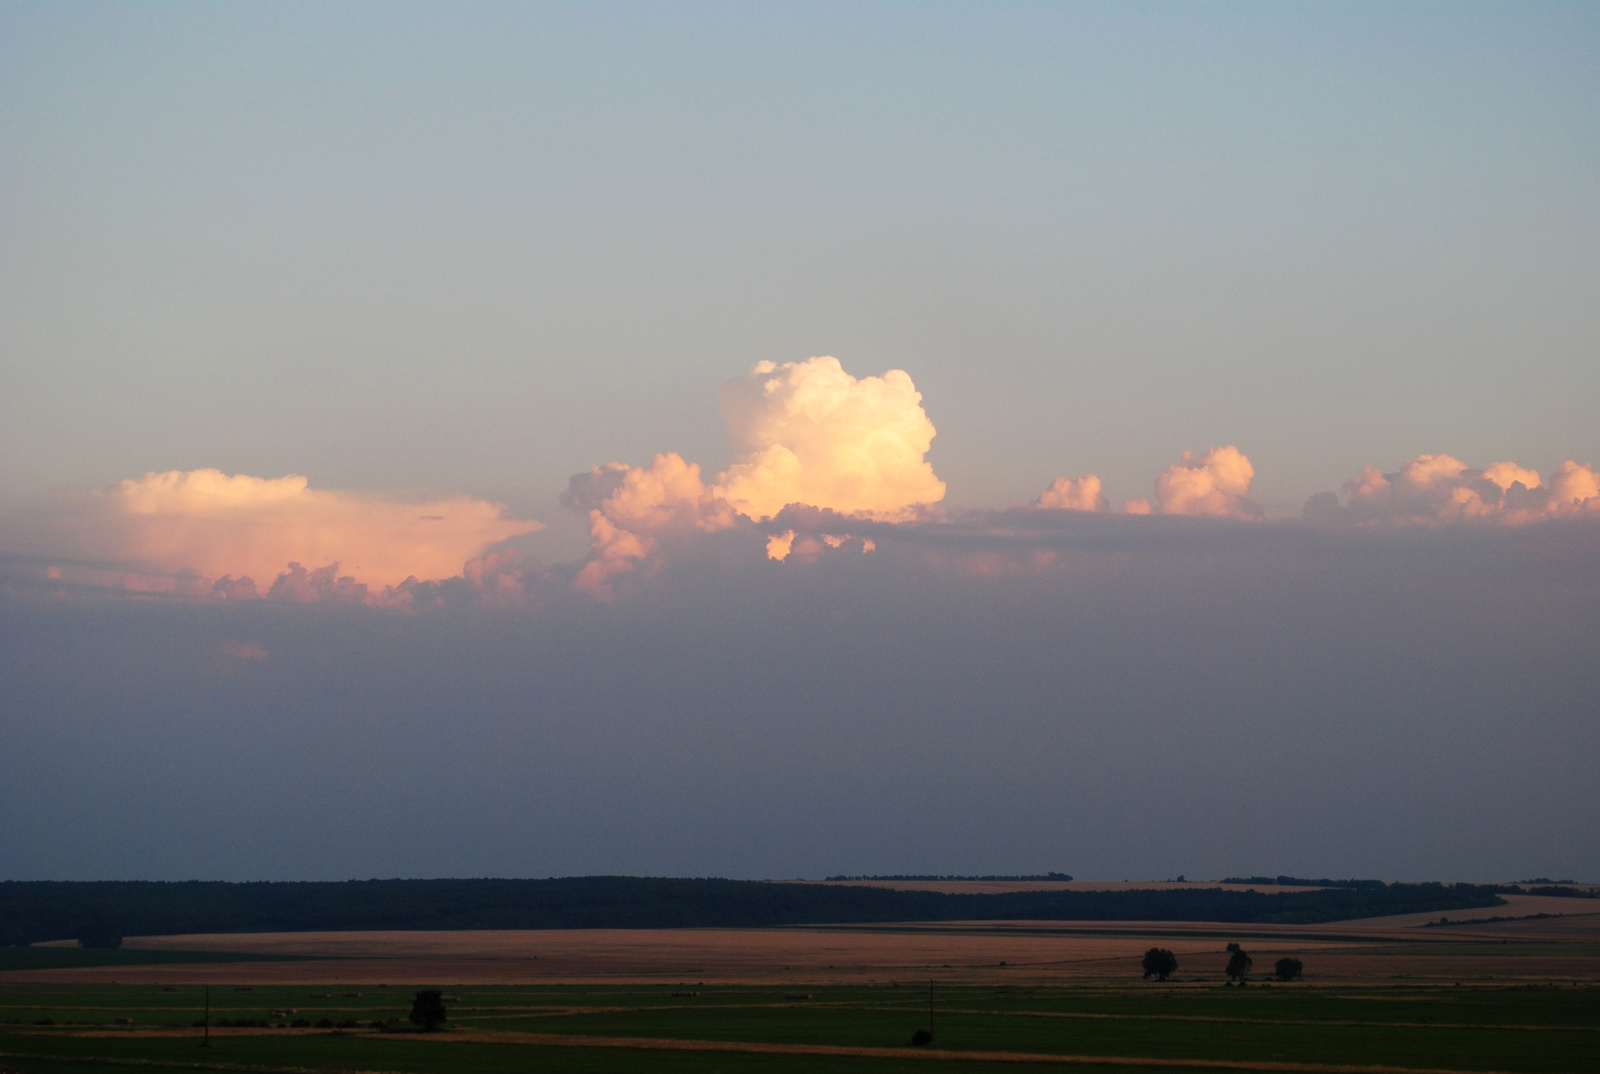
713, 356, 946, 520
565, 356, 944, 594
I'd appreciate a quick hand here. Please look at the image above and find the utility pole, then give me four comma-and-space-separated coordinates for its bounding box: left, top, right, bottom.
928, 978, 934, 1037
202, 984, 209, 1047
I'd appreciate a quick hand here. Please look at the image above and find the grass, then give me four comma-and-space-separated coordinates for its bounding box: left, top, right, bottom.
1, 982, 1595, 1073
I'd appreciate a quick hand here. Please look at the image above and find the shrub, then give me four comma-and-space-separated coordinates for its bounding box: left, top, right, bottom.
1274, 957, 1304, 981
910, 1028, 934, 1046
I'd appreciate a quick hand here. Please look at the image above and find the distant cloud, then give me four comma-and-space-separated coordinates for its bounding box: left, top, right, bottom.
49, 469, 540, 597
1153, 445, 1260, 518
1034, 475, 1107, 512
713, 356, 946, 521
1305, 455, 1600, 525
763, 529, 875, 562
12, 367, 1599, 613
563, 453, 738, 599
565, 356, 941, 590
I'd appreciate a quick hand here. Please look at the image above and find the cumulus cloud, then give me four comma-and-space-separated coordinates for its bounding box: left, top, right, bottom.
1305, 455, 1600, 525
562, 453, 738, 598
59, 469, 539, 595
1034, 475, 1107, 512
565, 356, 942, 590
713, 356, 946, 520
1153, 446, 1261, 518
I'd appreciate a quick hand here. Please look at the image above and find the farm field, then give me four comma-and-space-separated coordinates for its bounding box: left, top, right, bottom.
2, 898, 1596, 1073
2, 979, 1597, 1074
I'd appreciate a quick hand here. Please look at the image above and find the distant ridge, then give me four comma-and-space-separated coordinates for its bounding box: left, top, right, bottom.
0, 877, 1508, 946
825, 873, 1073, 882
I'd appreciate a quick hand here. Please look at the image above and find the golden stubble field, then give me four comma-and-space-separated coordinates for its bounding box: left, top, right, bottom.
8, 892, 1596, 989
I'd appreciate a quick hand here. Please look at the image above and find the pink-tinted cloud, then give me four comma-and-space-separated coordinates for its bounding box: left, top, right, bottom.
61, 469, 540, 596
1153, 445, 1260, 518
763, 529, 876, 562
1034, 474, 1107, 512
1306, 454, 1600, 525
563, 453, 738, 598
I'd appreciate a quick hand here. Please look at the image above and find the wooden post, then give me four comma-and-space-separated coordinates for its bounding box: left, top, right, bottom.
203, 984, 209, 1047
928, 978, 934, 1036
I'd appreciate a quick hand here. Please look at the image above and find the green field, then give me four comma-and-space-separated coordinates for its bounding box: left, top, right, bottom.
2, 981, 1595, 1073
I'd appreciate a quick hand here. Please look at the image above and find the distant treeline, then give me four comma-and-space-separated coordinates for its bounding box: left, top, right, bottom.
0, 878, 1510, 945
1221, 876, 1594, 898
823, 873, 1073, 882
1221, 876, 1387, 889
1520, 885, 1596, 898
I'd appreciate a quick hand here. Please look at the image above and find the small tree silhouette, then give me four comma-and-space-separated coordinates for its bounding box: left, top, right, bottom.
1141, 948, 1179, 981
1225, 947, 1253, 984
1273, 957, 1303, 981
408, 989, 448, 1031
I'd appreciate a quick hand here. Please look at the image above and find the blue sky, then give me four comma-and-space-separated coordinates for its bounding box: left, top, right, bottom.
4, 3, 1595, 540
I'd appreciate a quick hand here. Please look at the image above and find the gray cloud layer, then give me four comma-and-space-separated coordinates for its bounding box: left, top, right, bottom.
4, 513, 1596, 882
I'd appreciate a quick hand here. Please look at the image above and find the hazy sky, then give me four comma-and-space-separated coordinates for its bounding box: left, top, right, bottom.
2, 3, 1597, 883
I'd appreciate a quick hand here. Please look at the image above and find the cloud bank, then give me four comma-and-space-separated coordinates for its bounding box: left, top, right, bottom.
8, 358, 1598, 608
4, 367, 1598, 880
5, 499, 1597, 883
46, 469, 539, 597
1307, 455, 1600, 525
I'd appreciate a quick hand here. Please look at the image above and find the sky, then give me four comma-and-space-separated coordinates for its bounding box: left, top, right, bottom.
2, 2, 1598, 883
